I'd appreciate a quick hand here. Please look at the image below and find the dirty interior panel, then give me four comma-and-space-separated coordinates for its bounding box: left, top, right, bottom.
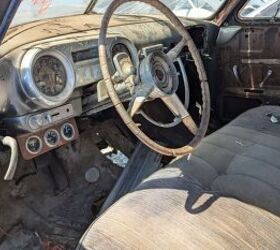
0, 0, 279, 249
217, 25, 280, 121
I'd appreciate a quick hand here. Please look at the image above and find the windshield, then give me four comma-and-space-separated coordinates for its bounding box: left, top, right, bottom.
93, 0, 226, 19
240, 0, 280, 19
11, 0, 91, 27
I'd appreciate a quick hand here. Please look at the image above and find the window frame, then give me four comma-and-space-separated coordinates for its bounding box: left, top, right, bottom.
237, 0, 280, 24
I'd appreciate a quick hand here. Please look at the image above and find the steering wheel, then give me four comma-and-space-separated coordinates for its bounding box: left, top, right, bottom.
139, 57, 190, 129
98, 0, 210, 157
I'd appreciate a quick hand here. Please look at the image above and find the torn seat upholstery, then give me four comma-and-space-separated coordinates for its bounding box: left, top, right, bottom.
77, 106, 280, 250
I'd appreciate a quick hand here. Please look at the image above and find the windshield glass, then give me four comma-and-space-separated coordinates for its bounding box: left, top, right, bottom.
11, 0, 91, 27
93, 0, 226, 19
240, 0, 280, 19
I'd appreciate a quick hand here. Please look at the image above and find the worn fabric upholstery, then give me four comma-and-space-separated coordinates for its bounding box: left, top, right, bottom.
77, 106, 280, 250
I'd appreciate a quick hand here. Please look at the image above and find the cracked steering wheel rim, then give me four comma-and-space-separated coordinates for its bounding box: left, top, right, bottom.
98, 0, 210, 157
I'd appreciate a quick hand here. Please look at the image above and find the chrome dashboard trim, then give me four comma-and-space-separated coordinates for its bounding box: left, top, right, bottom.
20, 48, 76, 108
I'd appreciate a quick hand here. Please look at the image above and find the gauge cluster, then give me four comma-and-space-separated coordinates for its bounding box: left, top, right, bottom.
73, 37, 139, 89
5, 37, 139, 136
19, 37, 138, 111
17, 118, 78, 160
20, 48, 75, 109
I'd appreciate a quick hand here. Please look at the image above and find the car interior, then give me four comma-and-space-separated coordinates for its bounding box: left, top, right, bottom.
0, 0, 280, 249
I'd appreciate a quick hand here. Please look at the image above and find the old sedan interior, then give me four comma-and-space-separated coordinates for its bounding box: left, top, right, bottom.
0, 0, 280, 249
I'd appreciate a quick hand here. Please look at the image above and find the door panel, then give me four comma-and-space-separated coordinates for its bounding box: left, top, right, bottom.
217, 26, 280, 121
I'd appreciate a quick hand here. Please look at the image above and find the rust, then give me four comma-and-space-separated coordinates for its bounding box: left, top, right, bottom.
214, 0, 240, 27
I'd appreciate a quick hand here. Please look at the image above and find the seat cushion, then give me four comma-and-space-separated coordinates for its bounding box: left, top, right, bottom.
177, 105, 280, 216
77, 106, 280, 250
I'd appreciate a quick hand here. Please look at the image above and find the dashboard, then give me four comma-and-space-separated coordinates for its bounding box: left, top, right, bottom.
0, 14, 210, 159
19, 37, 135, 109
13, 37, 139, 159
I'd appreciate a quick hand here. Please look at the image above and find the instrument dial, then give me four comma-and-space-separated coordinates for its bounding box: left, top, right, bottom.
33, 55, 67, 97
26, 136, 42, 154
61, 123, 75, 141
44, 129, 60, 147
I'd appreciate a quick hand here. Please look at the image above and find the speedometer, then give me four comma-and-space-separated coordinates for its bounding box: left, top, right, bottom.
21, 48, 76, 108
33, 55, 67, 96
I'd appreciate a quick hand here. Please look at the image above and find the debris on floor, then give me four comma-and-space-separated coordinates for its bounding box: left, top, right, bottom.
270, 115, 279, 124
266, 113, 280, 124
235, 140, 245, 146
101, 146, 129, 168
0, 127, 124, 250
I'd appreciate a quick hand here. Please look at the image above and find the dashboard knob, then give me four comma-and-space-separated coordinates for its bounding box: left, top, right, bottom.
29, 116, 43, 129
45, 114, 53, 123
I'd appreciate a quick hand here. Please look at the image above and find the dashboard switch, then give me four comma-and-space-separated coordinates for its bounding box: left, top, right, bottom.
28, 104, 74, 130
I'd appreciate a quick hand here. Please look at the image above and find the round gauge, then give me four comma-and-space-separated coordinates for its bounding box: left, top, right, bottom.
21, 49, 76, 108
44, 129, 60, 147
111, 43, 131, 58
61, 123, 75, 141
25, 136, 42, 155
33, 55, 67, 97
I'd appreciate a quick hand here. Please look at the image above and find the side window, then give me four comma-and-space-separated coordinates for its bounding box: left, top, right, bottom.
240, 0, 280, 19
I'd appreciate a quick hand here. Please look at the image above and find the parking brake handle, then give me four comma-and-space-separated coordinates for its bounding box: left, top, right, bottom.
0, 136, 19, 181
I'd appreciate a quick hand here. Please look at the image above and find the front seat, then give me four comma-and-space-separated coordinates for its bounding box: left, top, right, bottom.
77, 106, 280, 250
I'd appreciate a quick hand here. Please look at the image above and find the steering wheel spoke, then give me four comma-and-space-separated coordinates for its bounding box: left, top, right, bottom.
127, 85, 154, 118
161, 94, 198, 135
167, 39, 186, 62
